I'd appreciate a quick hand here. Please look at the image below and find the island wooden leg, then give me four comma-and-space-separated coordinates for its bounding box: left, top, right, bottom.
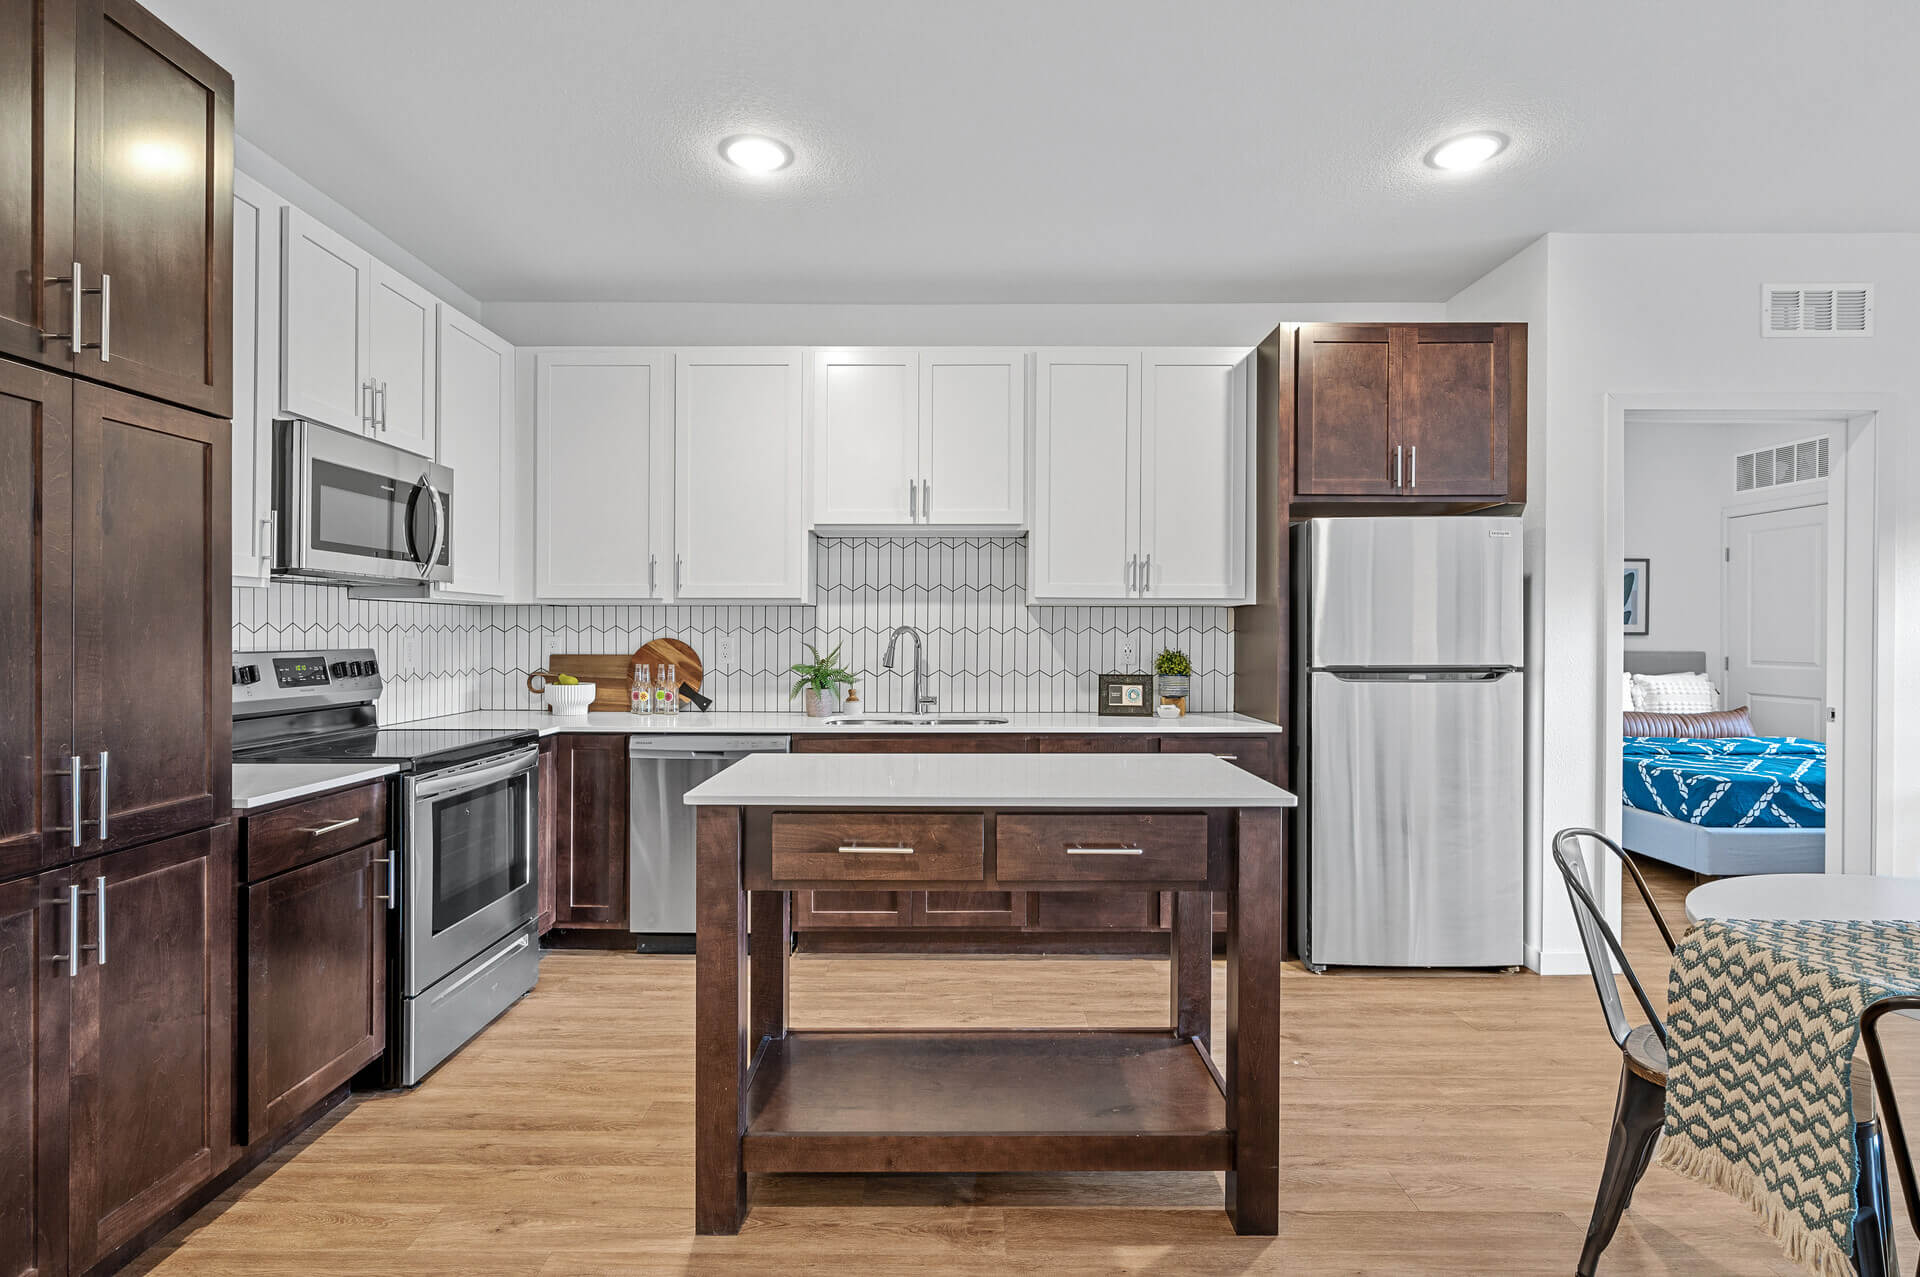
1169, 890, 1212, 1044
1225, 807, 1283, 1236
749, 889, 791, 1050
695, 805, 749, 1235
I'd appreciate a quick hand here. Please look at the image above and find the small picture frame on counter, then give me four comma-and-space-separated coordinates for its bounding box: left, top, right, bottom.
1097, 673, 1155, 717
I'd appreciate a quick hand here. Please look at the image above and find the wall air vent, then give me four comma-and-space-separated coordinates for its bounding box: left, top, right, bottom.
1735, 435, 1830, 493
1763, 284, 1873, 337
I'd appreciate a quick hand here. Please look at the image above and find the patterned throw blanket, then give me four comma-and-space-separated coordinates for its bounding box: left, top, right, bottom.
1661, 918, 1920, 1277
1623, 736, 1826, 829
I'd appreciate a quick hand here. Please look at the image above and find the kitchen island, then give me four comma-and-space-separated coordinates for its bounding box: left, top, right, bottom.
684, 751, 1296, 1235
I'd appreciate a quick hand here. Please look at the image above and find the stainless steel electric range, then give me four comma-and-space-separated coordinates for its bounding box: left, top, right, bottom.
233, 648, 539, 1085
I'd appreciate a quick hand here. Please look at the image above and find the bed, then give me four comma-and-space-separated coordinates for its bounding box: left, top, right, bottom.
1619, 650, 1827, 876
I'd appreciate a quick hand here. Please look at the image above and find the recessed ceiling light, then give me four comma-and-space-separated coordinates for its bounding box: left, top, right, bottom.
720, 135, 793, 174
1427, 132, 1507, 171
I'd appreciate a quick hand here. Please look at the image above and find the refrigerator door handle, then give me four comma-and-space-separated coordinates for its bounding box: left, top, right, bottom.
1324, 668, 1516, 682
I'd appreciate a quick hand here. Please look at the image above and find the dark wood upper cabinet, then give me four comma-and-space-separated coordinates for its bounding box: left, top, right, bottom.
0, 358, 75, 883
1294, 324, 1395, 496
66, 824, 234, 1273
1294, 322, 1524, 506
552, 734, 628, 929
71, 379, 229, 854
0, 0, 77, 372
0, 865, 73, 1277
71, 0, 233, 416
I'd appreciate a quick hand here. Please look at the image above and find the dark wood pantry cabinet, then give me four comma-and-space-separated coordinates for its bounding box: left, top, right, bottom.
0, 0, 233, 416
1293, 322, 1524, 507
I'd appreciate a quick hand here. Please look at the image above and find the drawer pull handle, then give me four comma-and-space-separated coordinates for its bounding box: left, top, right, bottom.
299, 816, 362, 837
837, 845, 914, 855
1066, 846, 1146, 856
1214, 754, 1238, 761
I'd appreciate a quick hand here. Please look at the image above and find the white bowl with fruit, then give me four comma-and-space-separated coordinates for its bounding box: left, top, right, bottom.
529, 670, 596, 716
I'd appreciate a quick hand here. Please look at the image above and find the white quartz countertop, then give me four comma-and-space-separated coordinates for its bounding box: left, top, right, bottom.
393, 710, 1280, 737
684, 752, 1298, 809
232, 762, 399, 811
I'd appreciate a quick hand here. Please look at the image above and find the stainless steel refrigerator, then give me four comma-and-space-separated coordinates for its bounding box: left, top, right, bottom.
1295, 516, 1525, 969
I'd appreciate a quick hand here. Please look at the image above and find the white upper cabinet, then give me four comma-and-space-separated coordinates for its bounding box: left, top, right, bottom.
535, 349, 672, 599
280, 207, 372, 433
1032, 350, 1140, 600
1139, 350, 1250, 601
1031, 348, 1251, 604
367, 262, 437, 458
231, 171, 284, 585
437, 310, 515, 598
676, 348, 809, 601
813, 348, 918, 524
921, 349, 1025, 525
811, 347, 1026, 528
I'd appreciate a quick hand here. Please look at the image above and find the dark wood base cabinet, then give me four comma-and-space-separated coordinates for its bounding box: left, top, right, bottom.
550, 734, 629, 930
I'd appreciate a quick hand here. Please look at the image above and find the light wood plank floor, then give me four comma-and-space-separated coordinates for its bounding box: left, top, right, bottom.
132, 859, 1919, 1275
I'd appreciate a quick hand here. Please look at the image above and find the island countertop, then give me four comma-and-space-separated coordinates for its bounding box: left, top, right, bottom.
683, 750, 1298, 809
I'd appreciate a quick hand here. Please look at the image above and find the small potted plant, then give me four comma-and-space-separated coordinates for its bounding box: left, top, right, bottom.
1154, 648, 1193, 716
789, 643, 856, 718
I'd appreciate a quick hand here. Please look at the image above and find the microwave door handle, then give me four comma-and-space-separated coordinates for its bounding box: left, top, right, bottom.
415, 473, 445, 578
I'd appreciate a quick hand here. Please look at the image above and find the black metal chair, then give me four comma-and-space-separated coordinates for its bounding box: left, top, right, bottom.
1861, 997, 1920, 1276
1554, 827, 1896, 1277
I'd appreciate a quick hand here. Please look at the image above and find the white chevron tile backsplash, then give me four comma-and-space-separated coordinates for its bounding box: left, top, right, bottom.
232, 537, 1233, 722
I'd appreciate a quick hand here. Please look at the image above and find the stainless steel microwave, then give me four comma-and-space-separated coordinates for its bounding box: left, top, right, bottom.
273, 419, 453, 585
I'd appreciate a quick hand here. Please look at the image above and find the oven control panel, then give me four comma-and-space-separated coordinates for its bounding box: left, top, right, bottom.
232, 647, 383, 709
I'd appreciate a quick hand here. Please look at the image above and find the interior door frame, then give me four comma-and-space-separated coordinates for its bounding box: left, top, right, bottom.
1717, 487, 1831, 740
1603, 397, 1888, 905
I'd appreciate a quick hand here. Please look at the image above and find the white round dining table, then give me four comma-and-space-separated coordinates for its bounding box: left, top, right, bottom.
1685, 873, 1920, 926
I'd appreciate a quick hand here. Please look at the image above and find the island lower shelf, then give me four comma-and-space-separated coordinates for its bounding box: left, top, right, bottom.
741, 1029, 1231, 1174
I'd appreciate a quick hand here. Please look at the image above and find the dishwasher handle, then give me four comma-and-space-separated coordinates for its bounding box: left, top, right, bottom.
628, 736, 790, 760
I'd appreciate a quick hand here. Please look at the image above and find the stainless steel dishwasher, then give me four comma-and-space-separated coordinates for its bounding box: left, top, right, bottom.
628, 735, 790, 952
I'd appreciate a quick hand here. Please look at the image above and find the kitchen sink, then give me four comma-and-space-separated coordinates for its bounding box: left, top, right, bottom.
819, 715, 1010, 727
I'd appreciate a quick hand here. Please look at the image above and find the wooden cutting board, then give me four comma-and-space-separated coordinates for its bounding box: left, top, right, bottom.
542, 654, 636, 712
634, 638, 703, 694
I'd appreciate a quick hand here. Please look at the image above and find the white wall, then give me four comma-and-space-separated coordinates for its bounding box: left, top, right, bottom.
1453, 231, 1920, 974
1623, 418, 1833, 689
480, 301, 1446, 349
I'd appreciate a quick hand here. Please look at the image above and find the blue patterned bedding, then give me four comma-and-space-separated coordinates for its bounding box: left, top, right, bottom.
1622, 736, 1826, 829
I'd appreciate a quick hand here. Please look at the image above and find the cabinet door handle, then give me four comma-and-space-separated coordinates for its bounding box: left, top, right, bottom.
1066, 846, 1145, 855
298, 816, 362, 837
1142, 554, 1152, 593
95, 273, 110, 362
41, 262, 82, 348
908, 478, 917, 521
50, 884, 80, 976
361, 380, 374, 431
83, 751, 108, 839
1127, 554, 1137, 593
922, 479, 930, 521
80, 875, 106, 965
1393, 444, 1403, 489
1408, 445, 1416, 489
257, 514, 274, 557
373, 855, 392, 905
61, 754, 82, 847
675, 554, 684, 591
837, 845, 914, 855
648, 554, 657, 595
1213, 753, 1239, 761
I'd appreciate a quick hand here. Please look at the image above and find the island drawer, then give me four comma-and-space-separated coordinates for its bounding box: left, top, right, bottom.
244, 780, 388, 881
996, 813, 1208, 884
771, 813, 986, 882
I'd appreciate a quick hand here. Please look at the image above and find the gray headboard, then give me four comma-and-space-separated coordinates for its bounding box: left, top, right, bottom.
1625, 650, 1707, 676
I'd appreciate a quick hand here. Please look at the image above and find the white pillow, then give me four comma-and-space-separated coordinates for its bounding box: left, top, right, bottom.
1632, 672, 1719, 714
1623, 672, 1641, 711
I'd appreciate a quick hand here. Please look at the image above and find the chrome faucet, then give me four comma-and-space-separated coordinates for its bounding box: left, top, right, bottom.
882, 624, 938, 716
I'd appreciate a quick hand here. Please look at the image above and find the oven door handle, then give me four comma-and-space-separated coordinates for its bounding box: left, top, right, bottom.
411, 747, 539, 802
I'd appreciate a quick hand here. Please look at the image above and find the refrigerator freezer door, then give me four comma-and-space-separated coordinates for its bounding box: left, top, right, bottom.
1307, 669, 1524, 967
1305, 517, 1523, 669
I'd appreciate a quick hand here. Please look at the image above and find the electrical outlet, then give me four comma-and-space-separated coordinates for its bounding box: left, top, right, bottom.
716, 635, 735, 669
1117, 640, 1137, 670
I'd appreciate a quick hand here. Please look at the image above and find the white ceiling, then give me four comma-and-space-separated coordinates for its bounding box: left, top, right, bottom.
158, 0, 1920, 305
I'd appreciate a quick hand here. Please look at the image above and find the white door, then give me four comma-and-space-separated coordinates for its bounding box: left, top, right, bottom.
367, 262, 437, 458
812, 348, 918, 525
536, 350, 671, 599
1138, 350, 1249, 601
437, 310, 514, 598
231, 172, 283, 584
1031, 350, 1139, 601
1725, 503, 1828, 739
921, 349, 1025, 526
280, 207, 371, 432
676, 348, 808, 600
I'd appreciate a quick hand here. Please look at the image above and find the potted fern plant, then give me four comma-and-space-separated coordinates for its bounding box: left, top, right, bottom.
789, 643, 856, 718
1154, 647, 1193, 716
